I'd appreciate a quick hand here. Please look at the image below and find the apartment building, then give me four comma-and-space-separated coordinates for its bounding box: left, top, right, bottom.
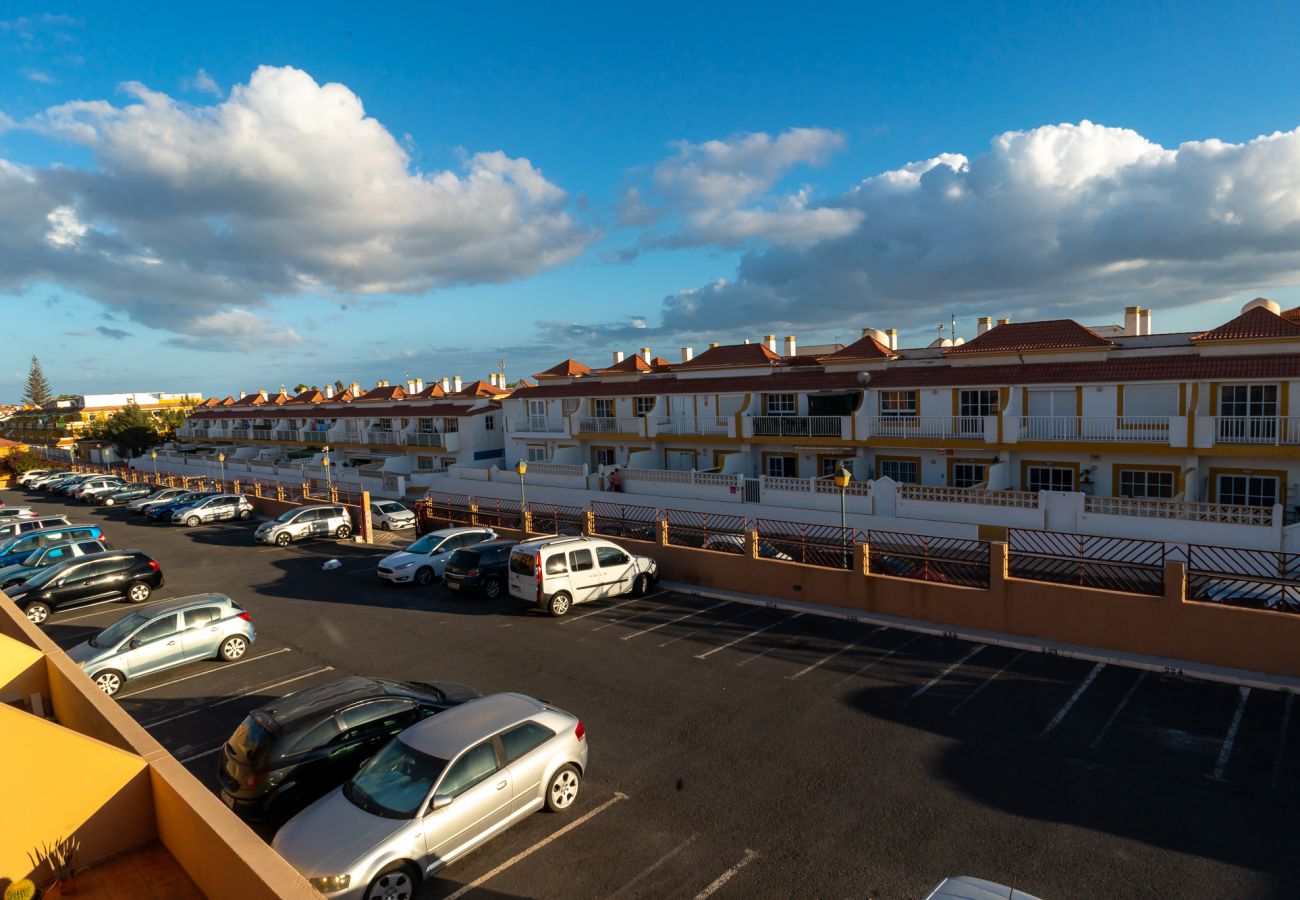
503, 299, 1300, 513
4, 392, 204, 448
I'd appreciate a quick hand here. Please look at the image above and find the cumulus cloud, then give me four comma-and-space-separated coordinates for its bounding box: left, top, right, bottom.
185, 68, 221, 96
629, 127, 861, 249
0, 65, 591, 338
163, 308, 301, 352
560, 120, 1300, 344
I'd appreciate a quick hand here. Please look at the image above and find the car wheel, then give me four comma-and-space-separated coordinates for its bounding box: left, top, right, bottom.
380, 521, 390, 530
219, 635, 249, 661
275, 532, 292, 546
335, 524, 352, 539
104, 498, 115, 506
363, 862, 419, 900
547, 592, 572, 617
632, 573, 650, 597
239, 509, 251, 520
186, 515, 201, 526
415, 567, 434, 587
24, 602, 51, 625
482, 576, 503, 600
545, 764, 581, 812
127, 581, 151, 603
94, 669, 124, 697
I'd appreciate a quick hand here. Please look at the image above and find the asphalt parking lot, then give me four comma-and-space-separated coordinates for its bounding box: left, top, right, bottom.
8, 485, 1300, 899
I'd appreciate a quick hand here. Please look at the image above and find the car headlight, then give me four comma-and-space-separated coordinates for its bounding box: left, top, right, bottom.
394, 562, 414, 570
308, 875, 351, 893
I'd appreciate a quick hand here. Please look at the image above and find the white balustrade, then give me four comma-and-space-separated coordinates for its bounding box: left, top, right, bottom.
506, 416, 569, 434
1084, 495, 1275, 525
751, 416, 845, 438
863, 416, 986, 439
899, 484, 1040, 508
1214, 416, 1300, 446
655, 416, 730, 436
1018, 416, 1170, 442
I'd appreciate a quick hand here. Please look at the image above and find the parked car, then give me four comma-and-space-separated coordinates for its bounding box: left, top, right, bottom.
0, 507, 40, 520
65, 593, 254, 697
925, 875, 1043, 900
443, 540, 517, 599
0, 515, 75, 543
0, 538, 109, 589
27, 470, 69, 487
274, 693, 588, 899
73, 477, 126, 501
34, 473, 82, 491
0, 524, 105, 566
100, 483, 159, 506
16, 469, 53, 485
218, 676, 481, 823
171, 493, 254, 526
145, 490, 216, 521
128, 487, 190, 512
255, 505, 353, 546
6, 549, 163, 624
370, 501, 416, 531
508, 535, 658, 616
702, 532, 794, 560
377, 527, 497, 586
54, 475, 100, 496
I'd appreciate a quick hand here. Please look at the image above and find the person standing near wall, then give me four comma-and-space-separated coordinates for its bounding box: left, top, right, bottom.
608, 466, 623, 493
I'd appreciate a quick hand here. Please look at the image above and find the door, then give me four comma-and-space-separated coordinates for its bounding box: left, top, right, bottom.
666, 450, 695, 472
180, 605, 226, 660
1026, 389, 1076, 438
1216, 474, 1279, 507
565, 548, 603, 601
50, 559, 117, 610
500, 722, 558, 814
669, 395, 691, 431
426, 740, 513, 867
121, 613, 186, 677
1219, 385, 1279, 442
595, 545, 635, 597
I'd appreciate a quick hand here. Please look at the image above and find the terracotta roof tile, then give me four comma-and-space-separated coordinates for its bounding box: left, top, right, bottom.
821, 334, 895, 362
411, 383, 447, 399
199, 398, 222, 408
452, 380, 509, 398
1281, 305, 1300, 324
1191, 305, 1300, 342
232, 394, 267, 407
288, 389, 325, 404
595, 355, 653, 374
945, 319, 1112, 355
356, 385, 407, 402
674, 343, 782, 370
534, 359, 592, 379
514, 378, 536, 388
512, 370, 862, 400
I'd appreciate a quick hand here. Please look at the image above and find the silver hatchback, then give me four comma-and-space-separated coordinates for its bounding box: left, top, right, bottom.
255, 504, 353, 546
171, 493, 254, 526
65, 593, 256, 697
274, 693, 588, 900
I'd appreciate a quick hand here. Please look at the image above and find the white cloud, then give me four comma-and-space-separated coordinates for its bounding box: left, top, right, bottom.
23, 68, 53, 84
565, 120, 1300, 343
186, 68, 221, 96
1, 65, 591, 338
166, 309, 301, 352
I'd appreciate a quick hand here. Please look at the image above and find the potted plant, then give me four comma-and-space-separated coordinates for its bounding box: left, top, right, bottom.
4, 878, 42, 900
27, 837, 78, 895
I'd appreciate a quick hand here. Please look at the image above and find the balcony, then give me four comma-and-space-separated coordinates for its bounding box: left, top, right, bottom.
862, 416, 990, 440
367, 429, 404, 446
251, 428, 276, 441
1214, 416, 1300, 446
576, 416, 646, 436
1018, 416, 1171, 442
746, 416, 847, 439
506, 415, 570, 435
653, 416, 733, 437
274, 429, 299, 442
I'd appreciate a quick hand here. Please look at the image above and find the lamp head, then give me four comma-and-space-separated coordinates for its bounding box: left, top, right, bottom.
218, 453, 226, 462
833, 466, 852, 489
516, 460, 527, 476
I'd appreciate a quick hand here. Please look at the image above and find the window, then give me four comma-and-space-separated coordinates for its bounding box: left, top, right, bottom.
879, 391, 918, 419
134, 615, 178, 644
592, 447, 615, 468
1118, 470, 1175, 499
568, 549, 594, 571
286, 717, 341, 755
958, 390, 999, 418
596, 546, 628, 567
416, 456, 438, 471
592, 399, 614, 419
527, 399, 546, 418
376, 418, 393, 431
951, 462, 987, 488
499, 722, 556, 763
765, 455, 797, 478
526, 446, 549, 463
337, 699, 417, 739
418, 417, 434, 433
439, 741, 498, 798
634, 397, 655, 417
184, 607, 220, 628
1026, 466, 1074, 492
561, 399, 579, 416
544, 555, 568, 575
764, 394, 796, 416
1219, 384, 1278, 418
1217, 475, 1278, 507
75, 540, 103, 554
485, 415, 496, 431
443, 417, 459, 433
878, 459, 918, 484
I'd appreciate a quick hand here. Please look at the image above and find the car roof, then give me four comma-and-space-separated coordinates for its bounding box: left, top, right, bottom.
926, 876, 1042, 900
400, 693, 545, 758
428, 526, 491, 537
254, 675, 407, 725
514, 535, 595, 552
139, 592, 233, 619
456, 540, 516, 554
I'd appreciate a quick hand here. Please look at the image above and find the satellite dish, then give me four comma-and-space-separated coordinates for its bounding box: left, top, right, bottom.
1241, 297, 1281, 315
856, 371, 872, 384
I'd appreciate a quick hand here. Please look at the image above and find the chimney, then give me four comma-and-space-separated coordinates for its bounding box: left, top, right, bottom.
499, 372, 506, 388
977, 316, 992, 335
743, 339, 750, 344
996, 318, 1010, 327
324, 385, 335, 399
239, 391, 247, 399
489, 373, 499, 388
1124, 306, 1140, 336
453, 375, 463, 393
278, 386, 288, 397
1139, 308, 1152, 335
764, 334, 777, 352
709, 342, 720, 348
681, 347, 694, 363
441, 377, 450, 392
350, 381, 360, 395
784, 335, 796, 356
258, 389, 268, 401
886, 328, 897, 350
406, 379, 415, 393
613, 350, 625, 365
414, 378, 424, 393
640, 347, 651, 363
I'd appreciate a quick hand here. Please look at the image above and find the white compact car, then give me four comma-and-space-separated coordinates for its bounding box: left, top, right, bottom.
507, 535, 658, 616
371, 500, 416, 531
377, 527, 497, 586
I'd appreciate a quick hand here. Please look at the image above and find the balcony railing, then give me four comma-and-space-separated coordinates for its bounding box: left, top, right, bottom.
407, 431, 445, 447
506, 416, 569, 434
654, 416, 730, 436
1019, 416, 1170, 442
899, 484, 1040, 509
368, 429, 403, 445
863, 416, 987, 439
577, 417, 645, 435
751, 416, 845, 438
1214, 416, 1300, 446
251, 429, 275, 441
274, 430, 299, 442
1084, 495, 1276, 526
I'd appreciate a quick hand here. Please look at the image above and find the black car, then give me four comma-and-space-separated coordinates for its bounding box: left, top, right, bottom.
443, 539, 517, 598
7, 550, 165, 625
217, 676, 480, 823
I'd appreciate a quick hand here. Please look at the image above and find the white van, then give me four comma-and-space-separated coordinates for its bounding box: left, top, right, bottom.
508, 535, 658, 616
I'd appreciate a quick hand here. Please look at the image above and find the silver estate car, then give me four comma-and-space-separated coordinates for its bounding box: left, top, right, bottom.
171, 493, 254, 526
65, 593, 256, 697
274, 693, 588, 900
256, 504, 353, 546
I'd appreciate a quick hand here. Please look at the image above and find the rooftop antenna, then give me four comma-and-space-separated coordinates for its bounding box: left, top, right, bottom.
951, 313, 958, 342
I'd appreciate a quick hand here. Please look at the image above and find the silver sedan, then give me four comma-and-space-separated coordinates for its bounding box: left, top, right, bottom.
274, 693, 588, 900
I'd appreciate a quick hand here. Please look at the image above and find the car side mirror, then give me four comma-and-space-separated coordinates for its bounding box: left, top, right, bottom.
428, 794, 454, 813
129, 639, 142, 650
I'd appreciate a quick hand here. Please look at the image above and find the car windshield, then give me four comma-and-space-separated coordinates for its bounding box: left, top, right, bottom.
377, 502, 404, 514
275, 509, 302, 523
406, 533, 443, 554
344, 739, 447, 819
15, 559, 68, 585
91, 611, 150, 649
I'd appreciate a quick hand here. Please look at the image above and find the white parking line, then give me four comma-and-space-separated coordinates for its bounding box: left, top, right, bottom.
608, 833, 699, 899
178, 745, 224, 765
621, 600, 730, 641
787, 628, 883, 681
904, 644, 985, 706
833, 634, 920, 686
116, 647, 293, 698
1269, 692, 1294, 789
1041, 662, 1105, 736
444, 792, 629, 900
49, 595, 173, 623
592, 593, 669, 632
560, 591, 665, 626
694, 848, 760, 899
1088, 670, 1148, 750
949, 650, 1025, 717
1210, 686, 1251, 781
141, 666, 334, 728
695, 614, 800, 660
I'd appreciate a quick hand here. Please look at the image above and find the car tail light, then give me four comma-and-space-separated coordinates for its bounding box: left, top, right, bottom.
574, 720, 585, 742
148, 560, 160, 572
467, 568, 480, 577
240, 770, 267, 790
536, 552, 543, 601
237, 611, 251, 621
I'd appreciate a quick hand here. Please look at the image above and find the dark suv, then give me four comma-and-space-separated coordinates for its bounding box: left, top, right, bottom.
218, 676, 479, 823
7, 550, 165, 624
443, 539, 517, 599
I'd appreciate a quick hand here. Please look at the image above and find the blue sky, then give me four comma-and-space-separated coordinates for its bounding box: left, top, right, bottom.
3, 1, 1300, 400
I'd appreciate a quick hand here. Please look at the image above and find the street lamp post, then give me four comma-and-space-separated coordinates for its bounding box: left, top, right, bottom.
833, 466, 853, 567
151, 450, 158, 485
515, 459, 528, 513
218, 453, 227, 492
322, 445, 333, 496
